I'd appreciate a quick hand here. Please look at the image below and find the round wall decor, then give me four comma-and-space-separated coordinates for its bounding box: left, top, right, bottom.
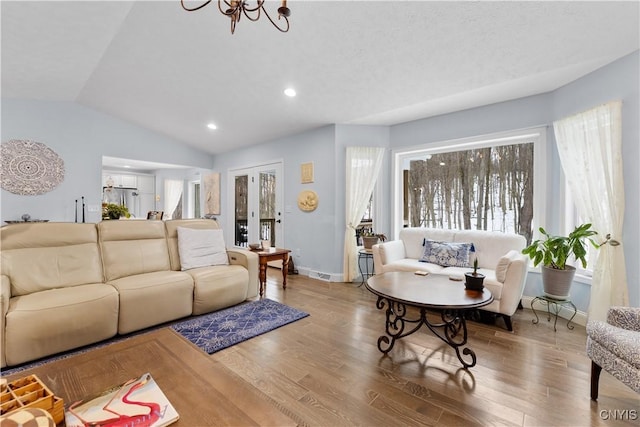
0, 139, 65, 195
297, 190, 318, 212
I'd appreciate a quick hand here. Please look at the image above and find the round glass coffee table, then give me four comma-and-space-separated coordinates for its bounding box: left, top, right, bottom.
366, 271, 493, 368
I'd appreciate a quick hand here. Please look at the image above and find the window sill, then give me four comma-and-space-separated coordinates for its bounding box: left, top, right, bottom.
573, 272, 593, 285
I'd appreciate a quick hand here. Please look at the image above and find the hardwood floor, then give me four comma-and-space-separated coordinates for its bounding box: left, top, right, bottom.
213, 271, 638, 426
5, 272, 638, 426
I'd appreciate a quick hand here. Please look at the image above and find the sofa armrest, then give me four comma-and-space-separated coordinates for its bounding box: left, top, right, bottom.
1, 274, 10, 313
607, 306, 640, 332
227, 249, 259, 298
372, 240, 407, 273
1, 275, 10, 368
496, 250, 529, 316
587, 319, 640, 364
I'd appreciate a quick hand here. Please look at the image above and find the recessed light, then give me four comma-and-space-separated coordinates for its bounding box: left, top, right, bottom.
284, 88, 296, 97
207, 123, 217, 130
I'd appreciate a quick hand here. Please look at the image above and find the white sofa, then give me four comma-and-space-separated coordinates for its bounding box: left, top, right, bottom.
372, 228, 529, 331
0, 219, 258, 368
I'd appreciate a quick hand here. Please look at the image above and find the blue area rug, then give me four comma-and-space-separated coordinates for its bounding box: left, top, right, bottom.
1, 299, 307, 377
171, 298, 309, 354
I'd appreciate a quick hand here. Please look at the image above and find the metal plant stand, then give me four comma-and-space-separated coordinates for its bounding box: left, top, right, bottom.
357, 249, 374, 286
531, 295, 577, 332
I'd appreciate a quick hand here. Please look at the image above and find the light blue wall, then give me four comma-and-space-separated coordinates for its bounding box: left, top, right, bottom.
1, 100, 214, 223
388, 50, 640, 309
3, 51, 637, 309
210, 124, 392, 278
390, 94, 552, 148
211, 125, 341, 275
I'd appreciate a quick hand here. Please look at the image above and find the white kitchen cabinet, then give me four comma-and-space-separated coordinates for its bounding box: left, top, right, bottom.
120, 174, 137, 188
103, 173, 139, 188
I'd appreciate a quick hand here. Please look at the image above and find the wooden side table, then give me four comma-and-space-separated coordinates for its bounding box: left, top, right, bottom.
255, 248, 291, 297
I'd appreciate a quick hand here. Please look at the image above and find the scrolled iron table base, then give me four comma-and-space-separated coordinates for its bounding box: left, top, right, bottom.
375, 296, 477, 368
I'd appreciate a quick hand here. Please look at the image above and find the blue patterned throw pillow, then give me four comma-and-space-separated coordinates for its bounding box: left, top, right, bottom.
420, 239, 474, 267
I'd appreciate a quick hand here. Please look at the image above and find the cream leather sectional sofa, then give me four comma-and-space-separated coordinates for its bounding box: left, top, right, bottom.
0, 219, 258, 368
372, 228, 529, 331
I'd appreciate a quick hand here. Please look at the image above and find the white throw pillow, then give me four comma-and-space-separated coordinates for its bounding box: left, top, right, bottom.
495, 255, 511, 283
177, 226, 228, 270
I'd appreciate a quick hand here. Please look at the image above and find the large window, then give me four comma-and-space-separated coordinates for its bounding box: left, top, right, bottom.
558, 103, 621, 277
393, 128, 546, 244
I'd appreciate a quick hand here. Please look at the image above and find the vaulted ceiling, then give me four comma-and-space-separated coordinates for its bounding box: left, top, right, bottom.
2, 1, 638, 155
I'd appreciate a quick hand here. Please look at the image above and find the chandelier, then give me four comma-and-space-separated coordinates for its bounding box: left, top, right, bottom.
181, 0, 291, 34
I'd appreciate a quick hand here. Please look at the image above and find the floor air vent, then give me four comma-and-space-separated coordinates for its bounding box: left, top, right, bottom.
309, 270, 331, 281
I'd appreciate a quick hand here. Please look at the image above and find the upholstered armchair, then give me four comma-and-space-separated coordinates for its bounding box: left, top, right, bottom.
586, 306, 640, 400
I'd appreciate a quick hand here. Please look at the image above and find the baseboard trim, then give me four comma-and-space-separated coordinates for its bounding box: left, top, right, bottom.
521, 295, 587, 327
293, 270, 589, 327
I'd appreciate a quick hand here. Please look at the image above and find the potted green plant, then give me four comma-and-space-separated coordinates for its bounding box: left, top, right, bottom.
102, 203, 131, 220
464, 258, 485, 291
521, 223, 600, 299
361, 230, 387, 250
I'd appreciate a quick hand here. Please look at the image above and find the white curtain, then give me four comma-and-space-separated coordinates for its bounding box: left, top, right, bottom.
164, 179, 183, 220
553, 100, 628, 321
343, 147, 385, 282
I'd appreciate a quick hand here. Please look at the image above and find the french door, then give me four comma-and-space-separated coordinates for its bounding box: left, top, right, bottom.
228, 162, 283, 249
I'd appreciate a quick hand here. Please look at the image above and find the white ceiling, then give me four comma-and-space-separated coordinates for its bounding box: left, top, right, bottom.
2, 1, 639, 155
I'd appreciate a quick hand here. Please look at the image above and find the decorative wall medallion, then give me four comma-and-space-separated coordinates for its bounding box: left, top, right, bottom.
0, 139, 65, 195
297, 190, 318, 212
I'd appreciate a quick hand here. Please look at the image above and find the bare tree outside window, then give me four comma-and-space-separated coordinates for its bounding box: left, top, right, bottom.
405, 143, 534, 243
362, 194, 373, 222
259, 171, 276, 245
259, 172, 276, 219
